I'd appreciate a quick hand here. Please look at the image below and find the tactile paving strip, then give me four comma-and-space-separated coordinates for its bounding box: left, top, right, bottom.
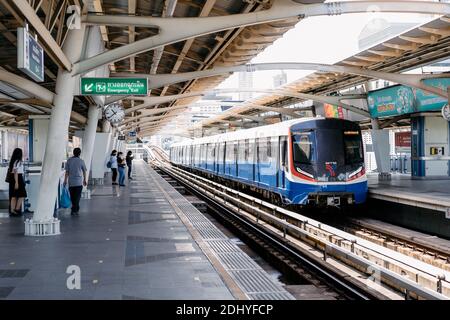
147, 167, 294, 300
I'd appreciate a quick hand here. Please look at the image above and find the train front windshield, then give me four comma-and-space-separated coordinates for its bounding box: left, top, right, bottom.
292, 128, 364, 182
343, 131, 364, 165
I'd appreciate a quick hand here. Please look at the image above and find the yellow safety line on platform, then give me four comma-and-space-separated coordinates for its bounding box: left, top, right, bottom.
150, 169, 248, 300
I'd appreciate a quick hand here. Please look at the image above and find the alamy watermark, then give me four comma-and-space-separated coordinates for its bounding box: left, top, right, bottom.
66, 265, 81, 290
66, 5, 81, 30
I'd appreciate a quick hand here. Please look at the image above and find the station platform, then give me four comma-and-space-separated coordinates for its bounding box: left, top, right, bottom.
0, 161, 293, 300
368, 173, 450, 213
366, 173, 450, 238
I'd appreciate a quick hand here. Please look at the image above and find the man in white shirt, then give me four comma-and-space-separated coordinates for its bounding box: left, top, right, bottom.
64, 148, 87, 216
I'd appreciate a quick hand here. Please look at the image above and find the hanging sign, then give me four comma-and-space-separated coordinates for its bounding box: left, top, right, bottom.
81, 78, 148, 95
17, 27, 44, 82
367, 78, 450, 118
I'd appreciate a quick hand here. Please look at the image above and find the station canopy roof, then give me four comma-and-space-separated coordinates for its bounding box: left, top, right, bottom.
0, 0, 305, 133
192, 15, 450, 134
0, 1, 448, 136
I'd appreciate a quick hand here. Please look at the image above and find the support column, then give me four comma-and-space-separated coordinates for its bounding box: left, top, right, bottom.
371, 118, 392, 181
102, 119, 111, 133
25, 25, 86, 236
81, 104, 100, 199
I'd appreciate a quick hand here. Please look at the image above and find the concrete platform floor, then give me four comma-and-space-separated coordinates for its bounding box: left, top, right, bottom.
0, 161, 235, 300
367, 173, 450, 209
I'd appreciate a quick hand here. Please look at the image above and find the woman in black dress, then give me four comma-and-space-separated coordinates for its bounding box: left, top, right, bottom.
8, 148, 27, 216
126, 151, 133, 180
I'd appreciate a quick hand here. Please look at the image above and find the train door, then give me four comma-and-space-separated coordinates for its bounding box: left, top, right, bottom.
222, 142, 226, 174
181, 146, 185, 165
212, 143, 219, 172
256, 138, 261, 183
207, 143, 212, 171
250, 139, 255, 182
279, 136, 288, 189
212, 143, 217, 173
234, 141, 239, 177
218, 142, 225, 174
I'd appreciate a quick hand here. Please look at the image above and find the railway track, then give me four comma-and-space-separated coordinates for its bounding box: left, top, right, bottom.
341, 219, 450, 271
157, 167, 381, 300
145, 146, 450, 300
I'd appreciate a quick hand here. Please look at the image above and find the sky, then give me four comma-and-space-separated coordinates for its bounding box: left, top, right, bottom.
164, 2, 440, 133
216, 8, 438, 99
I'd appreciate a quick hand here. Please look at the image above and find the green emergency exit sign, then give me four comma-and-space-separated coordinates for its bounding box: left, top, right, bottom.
80, 78, 148, 95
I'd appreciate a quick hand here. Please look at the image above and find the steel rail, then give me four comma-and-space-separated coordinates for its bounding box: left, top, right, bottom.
162, 163, 450, 300
133, 145, 450, 299
168, 167, 379, 300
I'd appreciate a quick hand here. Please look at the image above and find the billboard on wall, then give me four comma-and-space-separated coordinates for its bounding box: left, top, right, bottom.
323, 104, 344, 119
367, 78, 450, 118
395, 131, 411, 153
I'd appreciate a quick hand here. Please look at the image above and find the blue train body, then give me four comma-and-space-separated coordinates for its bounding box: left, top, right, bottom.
170, 118, 368, 207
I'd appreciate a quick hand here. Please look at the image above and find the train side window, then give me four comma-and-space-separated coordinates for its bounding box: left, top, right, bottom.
248, 139, 255, 163
195, 145, 200, 165
224, 142, 230, 162
258, 138, 268, 163
244, 139, 249, 162
211, 144, 216, 160
200, 145, 203, 163
270, 137, 278, 164
207, 144, 212, 163
238, 140, 246, 164
219, 142, 225, 166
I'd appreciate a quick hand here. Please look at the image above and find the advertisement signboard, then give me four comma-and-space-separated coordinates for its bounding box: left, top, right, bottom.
395, 131, 411, 153
323, 104, 344, 119
367, 78, 450, 118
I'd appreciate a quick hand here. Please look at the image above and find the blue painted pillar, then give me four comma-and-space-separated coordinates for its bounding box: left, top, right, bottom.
28, 119, 33, 162
411, 116, 425, 178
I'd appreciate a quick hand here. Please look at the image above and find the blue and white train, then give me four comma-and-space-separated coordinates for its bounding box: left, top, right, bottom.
170, 117, 367, 207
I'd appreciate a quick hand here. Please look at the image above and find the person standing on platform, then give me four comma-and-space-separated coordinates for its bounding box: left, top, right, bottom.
117, 152, 126, 187
64, 148, 87, 216
110, 150, 118, 185
8, 148, 27, 217
126, 151, 133, 180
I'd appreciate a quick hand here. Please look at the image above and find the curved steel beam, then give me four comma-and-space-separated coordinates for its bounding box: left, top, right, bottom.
0, 69, 87, 124
215, 102, 308, 117
135, 88, 367, 132
124, 105, 190, 123
124, 92, 204, 114
0, 69, 54, 102
230, 114, 267, 123
209, 88, 369, 116
122, 113, 180, 126
75, 1, 450, 75
114, 62, 448, 98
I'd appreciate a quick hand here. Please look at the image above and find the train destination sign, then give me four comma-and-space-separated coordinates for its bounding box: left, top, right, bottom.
80, 78, 148, 95
17, 27, 44, 82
